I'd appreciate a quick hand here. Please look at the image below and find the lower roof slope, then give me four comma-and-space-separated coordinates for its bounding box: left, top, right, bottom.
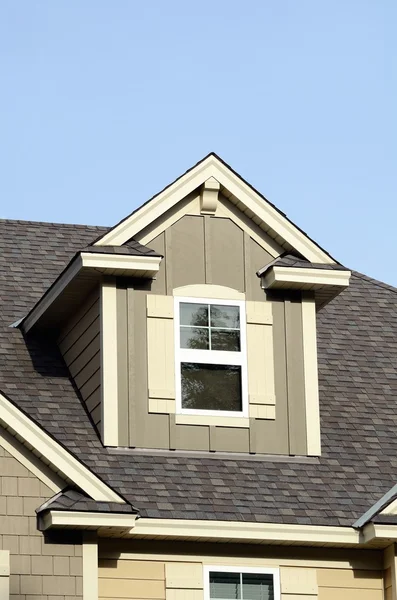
1, 219, 397, 527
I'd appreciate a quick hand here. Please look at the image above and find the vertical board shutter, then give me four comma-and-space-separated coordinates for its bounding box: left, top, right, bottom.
246, 301, 276, 419
146, 295, 176, 410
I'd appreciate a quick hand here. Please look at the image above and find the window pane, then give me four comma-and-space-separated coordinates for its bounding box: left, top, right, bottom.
180, 327, 209, 350
211, 329, 240, 352
242, 574, 274, 600
210, 572, 241, 599
181, 364, 242, 411
180, 303, 208, 327
210, 305, 240, 329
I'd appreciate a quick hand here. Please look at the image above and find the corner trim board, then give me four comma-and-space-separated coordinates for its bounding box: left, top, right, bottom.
83, 532, 98, 600
301, 294, 321, 456
0, 392, 124, 503
100, 279, 119, 447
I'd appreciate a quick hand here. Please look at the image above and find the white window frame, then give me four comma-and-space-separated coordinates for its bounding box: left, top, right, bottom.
174, 296, 248, 418
203, 565, 281, 600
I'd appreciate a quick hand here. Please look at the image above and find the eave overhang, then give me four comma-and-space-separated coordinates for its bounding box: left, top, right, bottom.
39, 510, 138, 533
259, 266, 351, 307
21, 251, 162, 333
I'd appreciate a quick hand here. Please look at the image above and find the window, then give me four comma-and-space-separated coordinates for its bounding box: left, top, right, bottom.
204, 567, 280, 600
175, 297, 248, 417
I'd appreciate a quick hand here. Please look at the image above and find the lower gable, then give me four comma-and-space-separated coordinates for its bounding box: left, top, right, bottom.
0, 431, 83, 599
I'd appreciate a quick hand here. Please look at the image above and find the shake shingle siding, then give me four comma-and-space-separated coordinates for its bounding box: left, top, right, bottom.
0, 219, 396, 526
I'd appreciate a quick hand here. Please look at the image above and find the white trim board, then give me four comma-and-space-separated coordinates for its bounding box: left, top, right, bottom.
262, 267, 351, 290
41, 510, 137, 530
0, 392, 124, 503
22, 252, 162, 333
94, 154, 336, 265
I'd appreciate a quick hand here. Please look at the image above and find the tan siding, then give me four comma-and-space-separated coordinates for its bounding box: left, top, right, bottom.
58, 290, 101, 430
170, 216, 206, 289
99, 558, 165, 600
285, 296, 307, 455
318, 568, 383, 600
209, 217, 245, 291
99, 543, 385, 600
0, 443, 82, 600
124, 213, 307, 455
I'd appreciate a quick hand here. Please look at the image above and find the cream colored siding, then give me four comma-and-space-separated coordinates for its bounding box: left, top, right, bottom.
58, 290, 101, 429
317, 568, 383, 600
99, 559, 165, 600
98, 542, 385, 600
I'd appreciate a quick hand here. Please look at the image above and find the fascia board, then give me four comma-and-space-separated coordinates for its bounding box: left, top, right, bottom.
0, 393, 124, 503
42, 510, 137, 530
94, 155, 335, 265
129, 518, 361, 546
362, 523, 397, 543
80, 252, 162, 273
22, 252, 161, 333
353, 484, 397, 529
262, 267, 351, 289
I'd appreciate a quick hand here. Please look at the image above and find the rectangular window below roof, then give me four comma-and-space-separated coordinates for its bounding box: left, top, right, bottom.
175, 297, 248, 417
208, 570, 277, 600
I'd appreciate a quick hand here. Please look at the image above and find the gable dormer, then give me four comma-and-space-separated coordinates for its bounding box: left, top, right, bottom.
21, 154, 350, 457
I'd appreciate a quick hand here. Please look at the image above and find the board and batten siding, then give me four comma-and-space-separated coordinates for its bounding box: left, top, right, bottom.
58, 290, 101, 429
112, 214, 311, 455
98, 540, 384, 600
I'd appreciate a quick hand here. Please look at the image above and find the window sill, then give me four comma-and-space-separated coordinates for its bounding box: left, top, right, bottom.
175, 414, 249, 428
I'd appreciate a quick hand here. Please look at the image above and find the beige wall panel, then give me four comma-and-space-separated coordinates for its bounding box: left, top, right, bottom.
68, 334, 100, 378
247, 321, 275, 407
174, 424, 210, 451
247, 237, 273, 301
80, 368, 101, 401
170, 216, 205, 289
58, 289, 100, 343
0, 445, 82, 598
63, 317, 100, 365
99, 577, 165, 598
73, 348, 100, 388
255, 299, 289, 454
128, 288, 170, 449
58, 297, 100, 353
280, 567, 318, 594
285, 297, 307, 456
117, 286, 129, 446
209, 217, 245, 291
99, 558, 165, 579
149, 233, 167, 295
317, 568, 383, 589
165, 562, 203, 588
210, 426, 249, 453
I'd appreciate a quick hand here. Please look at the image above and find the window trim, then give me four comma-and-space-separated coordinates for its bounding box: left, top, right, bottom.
174, 296, 248, 418
203, 565, 281, 600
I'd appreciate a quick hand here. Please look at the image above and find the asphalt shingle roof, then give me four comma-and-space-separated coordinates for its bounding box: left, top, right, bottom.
1, 218, 396, 527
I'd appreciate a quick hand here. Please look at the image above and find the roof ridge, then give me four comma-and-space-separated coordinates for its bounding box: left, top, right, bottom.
0, 217, 109, 230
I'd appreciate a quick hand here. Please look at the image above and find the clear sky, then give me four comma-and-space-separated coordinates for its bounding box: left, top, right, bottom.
0, 2, 395, 284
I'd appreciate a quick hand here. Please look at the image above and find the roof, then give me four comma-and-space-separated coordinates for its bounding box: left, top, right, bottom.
1, 218, 397, 527
257, 253, 350, 274
37, 489, 137, 515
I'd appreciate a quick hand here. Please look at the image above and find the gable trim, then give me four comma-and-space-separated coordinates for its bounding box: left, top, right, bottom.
94, 154, 336, 265
0, 392, 125, 503
0, 425, 65, 493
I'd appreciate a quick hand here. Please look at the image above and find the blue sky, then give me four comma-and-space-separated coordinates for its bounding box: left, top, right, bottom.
0, 1, 395, 284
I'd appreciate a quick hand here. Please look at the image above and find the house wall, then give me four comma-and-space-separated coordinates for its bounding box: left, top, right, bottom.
58, 290, 101, 430
115, 213, 309, 455
98, 539, 384, 600
0, 444, 83, 599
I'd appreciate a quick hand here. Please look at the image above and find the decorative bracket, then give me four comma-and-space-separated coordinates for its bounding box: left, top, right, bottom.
200, 177, 220, 215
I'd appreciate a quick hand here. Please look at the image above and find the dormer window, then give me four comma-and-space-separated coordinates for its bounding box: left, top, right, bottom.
174, 297, 248, 417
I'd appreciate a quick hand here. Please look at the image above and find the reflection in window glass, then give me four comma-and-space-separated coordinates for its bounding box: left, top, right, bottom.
210, 304, 240, 329
209, 572, 274, 600
180, 327, 209, 350
181, 363, 242, 411
180, 303, 208, 327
